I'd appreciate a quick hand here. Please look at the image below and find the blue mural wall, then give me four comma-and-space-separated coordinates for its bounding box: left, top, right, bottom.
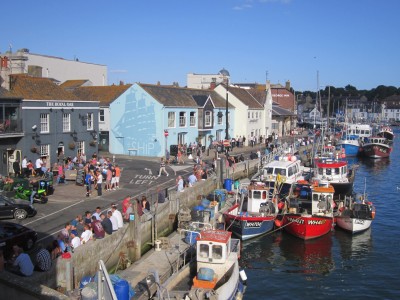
110, 84, 236, 157
110, 84, 163, 156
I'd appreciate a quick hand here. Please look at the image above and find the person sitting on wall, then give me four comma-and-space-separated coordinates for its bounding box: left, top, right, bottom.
3, 176, 14, 191
7, 245, 34, 277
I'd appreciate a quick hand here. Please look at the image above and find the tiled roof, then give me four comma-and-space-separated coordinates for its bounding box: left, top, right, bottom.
60, 80, 91, 90
139, 83, 234, 109
9, 74, 79, 100
0, 87, 19, 99
247, 88, 266, 106
71, 85, 132, 105
228, 85, 263, 109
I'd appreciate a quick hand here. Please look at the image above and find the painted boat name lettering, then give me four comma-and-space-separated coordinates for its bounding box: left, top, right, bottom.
287, 217, 304, 224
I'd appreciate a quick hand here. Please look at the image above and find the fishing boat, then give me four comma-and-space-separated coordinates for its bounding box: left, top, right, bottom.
361, 136, 392, 158
335, 134, 361, 156
251, 154, 306, 197
377, 125, 395, 143
275, 182, 335, 240
335, 193, 376, 233
223, 180, 279, 240
161, 228, 247, 300
312, 157, 356, 197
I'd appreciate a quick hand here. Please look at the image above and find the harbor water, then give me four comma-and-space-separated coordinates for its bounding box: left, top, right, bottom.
241, 128, 400, 300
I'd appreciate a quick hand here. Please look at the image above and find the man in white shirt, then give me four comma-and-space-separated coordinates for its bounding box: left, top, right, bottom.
92, 207, 102, 221
107, 210, 119, 231
80, 225, 93, 244
22, 156, 28, 178
35, 157, 43, 176
111, 204, 123, 229
70, 230, 81, 250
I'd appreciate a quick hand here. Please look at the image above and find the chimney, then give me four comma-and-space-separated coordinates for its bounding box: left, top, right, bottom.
209, 82, 216, 90
285, 80, 291, 91
119, 80, 124, 85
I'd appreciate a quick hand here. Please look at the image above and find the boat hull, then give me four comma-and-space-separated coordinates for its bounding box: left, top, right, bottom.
224, 209, 275, 241
282, 214, 333, 240
362, 143, 391, 158
336, 216, 372, 234
336, 141, 360, 156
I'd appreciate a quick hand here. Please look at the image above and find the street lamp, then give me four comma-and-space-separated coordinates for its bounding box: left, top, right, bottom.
219, 68, 230, 140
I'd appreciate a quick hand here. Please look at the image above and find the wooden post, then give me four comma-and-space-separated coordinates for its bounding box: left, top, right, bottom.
133, 200, 141, 261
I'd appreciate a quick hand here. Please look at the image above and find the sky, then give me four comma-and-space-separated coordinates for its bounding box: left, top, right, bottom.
1, 0, 399, 92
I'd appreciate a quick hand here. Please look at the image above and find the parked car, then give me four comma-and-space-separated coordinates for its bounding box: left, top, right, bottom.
0, 194, 37, 220
0, 221, 38, 259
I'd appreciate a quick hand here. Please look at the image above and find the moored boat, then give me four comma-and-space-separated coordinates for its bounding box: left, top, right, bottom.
162, 228, 246, 300
377, 126, 395, 143
335, 194, 376, 233
224, 181, 278, 240
335, 134, 361, 156
361, 136, 392, 158
275, 182, 335, 240
313, 157, 356, 197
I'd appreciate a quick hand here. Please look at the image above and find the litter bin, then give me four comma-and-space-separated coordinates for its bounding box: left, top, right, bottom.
224, 178, 233, 191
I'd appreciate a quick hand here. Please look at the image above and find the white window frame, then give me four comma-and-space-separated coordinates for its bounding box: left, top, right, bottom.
168, 112, 176, 128
87, 113, 94, 130
40, 113, 49, 133
40, 144, 50, 157
190, 112, 196, 127
179, 112, 186, 127
77, 141, 84, 157
62, 113, 71, 132
205, 111, 212, 127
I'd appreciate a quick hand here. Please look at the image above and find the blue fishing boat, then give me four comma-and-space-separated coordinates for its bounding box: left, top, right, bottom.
336, 134, 360, 156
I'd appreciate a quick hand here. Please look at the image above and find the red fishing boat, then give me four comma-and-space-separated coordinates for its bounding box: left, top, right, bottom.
275, 182, 335, 240
361, 136, 392, 158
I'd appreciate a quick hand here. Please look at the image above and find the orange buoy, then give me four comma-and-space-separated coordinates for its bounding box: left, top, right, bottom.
371, 210, 376, 219
278, 201, 285, 210
341, 153, 346, 158
275, 219, 283, 227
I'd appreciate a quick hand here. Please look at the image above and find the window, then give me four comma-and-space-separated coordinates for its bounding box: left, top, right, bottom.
205, 111, 212, 126
40, 113, 49, 133
77, 141, 85, 157
217, 113, 223, 125
179, 112, 186, 127
168, 112, 175, 128
248, 112, 250, 118
190, 112, 196, 127
87, 113, 93, 130
40, 144, 50, 157
62, 113, 71, 132
99, 109, 105, 122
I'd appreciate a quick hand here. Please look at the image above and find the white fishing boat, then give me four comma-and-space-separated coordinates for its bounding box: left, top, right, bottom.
335, 193, 376, 234
159, 227, 247, 300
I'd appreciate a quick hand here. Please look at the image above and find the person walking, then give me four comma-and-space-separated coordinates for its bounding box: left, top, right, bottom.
157, 158, 169, 177
96, 170, 102, 196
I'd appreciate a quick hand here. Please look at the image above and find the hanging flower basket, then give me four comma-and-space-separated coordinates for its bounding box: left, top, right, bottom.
89, 140, 97, 147
30, 146, 38, 153
68, 142, 76, 150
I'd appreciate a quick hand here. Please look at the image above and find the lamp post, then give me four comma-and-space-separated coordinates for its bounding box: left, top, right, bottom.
219, 68, 230, 140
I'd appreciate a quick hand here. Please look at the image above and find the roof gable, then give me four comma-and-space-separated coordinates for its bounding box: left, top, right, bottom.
227, 85, 263, 109
139, 83, 233, 109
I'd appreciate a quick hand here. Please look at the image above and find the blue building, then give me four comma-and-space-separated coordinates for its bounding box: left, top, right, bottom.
109, 83, 235, 157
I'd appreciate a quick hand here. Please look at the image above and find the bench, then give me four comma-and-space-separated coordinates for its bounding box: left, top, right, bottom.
127, 148, 138, 156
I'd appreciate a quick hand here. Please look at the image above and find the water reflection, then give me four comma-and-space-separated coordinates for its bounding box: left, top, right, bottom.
335, 228, 373, 261
277, 232, 334, 275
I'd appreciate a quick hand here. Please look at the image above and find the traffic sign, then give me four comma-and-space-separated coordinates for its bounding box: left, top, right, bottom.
223, 140, 230, 147
164, 130, 169, 137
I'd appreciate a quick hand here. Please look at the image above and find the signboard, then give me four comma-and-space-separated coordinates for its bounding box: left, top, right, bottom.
223, 140, 230, 147
164, 130, 169, 137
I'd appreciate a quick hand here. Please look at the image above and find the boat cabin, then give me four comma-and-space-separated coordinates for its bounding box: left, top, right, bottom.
345, 123, 372, 139
364, 137, 389, 145
311, 186, 335, 216
245, 183, 274, 214
315, 160, 348, 182
260, 158, 302, 183
197, 230, 232, 265
287, 183, 334, 216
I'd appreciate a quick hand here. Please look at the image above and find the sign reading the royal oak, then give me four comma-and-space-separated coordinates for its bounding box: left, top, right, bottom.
46, 102, 75, 107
